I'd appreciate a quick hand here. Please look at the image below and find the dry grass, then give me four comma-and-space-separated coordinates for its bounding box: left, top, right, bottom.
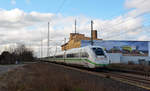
0, 63, 114, 91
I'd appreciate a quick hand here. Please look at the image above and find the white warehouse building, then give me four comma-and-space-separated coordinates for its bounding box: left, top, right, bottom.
81, 40, 150, 65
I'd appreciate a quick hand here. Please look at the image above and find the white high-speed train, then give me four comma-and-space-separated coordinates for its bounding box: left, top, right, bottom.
44, 46, 110, 68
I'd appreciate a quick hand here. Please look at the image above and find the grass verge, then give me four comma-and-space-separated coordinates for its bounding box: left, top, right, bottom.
0, 63, 114, 91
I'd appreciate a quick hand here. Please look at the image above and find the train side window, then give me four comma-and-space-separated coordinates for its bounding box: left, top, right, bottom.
73, 53, 79, 58
55, 55, 63, 58
50, 56, 53, 58
67, 53, 79, 58
67, 54, 73, 58
81, 52, 89, 58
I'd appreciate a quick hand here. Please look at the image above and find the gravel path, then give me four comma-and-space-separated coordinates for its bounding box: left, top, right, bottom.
0, 64, 24, 75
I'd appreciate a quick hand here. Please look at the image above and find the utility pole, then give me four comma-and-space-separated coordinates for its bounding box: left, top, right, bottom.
55, 43, 58, 56
64, 38, 66, 62
75, 19, 77, 34
91, 20, 94, 46
47, 22, 50, 57
41, 30, 43, 58
64, 38, 66, 51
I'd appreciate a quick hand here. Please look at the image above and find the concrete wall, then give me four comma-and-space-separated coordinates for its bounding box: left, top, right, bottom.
121, 56, 150, 64
148, 42, 150, 56
107, 53, 122, 63
107, 53, 150, 64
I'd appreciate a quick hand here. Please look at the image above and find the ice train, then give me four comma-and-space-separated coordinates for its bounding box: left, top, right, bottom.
44, 46, 109, 68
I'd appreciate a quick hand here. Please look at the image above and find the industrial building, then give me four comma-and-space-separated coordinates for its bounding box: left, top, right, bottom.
81, 40, 150, 64
61, 31, 150, 65
61, 30, 102, 51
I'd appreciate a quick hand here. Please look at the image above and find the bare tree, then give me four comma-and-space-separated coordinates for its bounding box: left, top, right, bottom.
0, 44, 35, 64
0, 51, 15, 64
13, 44, 34, 62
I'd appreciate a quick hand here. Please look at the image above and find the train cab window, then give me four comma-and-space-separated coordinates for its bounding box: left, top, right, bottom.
92, 48, 104, 56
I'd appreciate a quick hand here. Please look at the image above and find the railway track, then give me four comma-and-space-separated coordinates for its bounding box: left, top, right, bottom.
100, 71, 150, 90
44, 61, 150, 90
89, 68, 150, 90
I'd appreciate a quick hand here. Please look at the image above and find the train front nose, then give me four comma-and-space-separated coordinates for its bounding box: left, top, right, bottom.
95, 56, 109, 66
91, 47, 109, 67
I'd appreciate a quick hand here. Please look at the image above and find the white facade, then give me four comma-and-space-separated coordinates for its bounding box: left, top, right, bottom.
107, 53, 150, 64
121, 56, 150, 64
81, 40, 150, 64
107, 53, 121, 63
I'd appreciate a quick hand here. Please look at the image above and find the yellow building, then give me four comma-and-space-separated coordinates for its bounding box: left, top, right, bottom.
61, 30, 102, 51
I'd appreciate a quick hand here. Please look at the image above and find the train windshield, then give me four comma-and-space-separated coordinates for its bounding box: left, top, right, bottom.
92, 48, 104, 56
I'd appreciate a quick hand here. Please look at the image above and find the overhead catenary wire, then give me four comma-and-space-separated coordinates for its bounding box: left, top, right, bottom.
101, 20, 150, 38
97, 15, 150, 40
47, 0, 150, 56
106, 13, 150, 29
103, 26, 143, 39
92, 13, 150, 41
47, 0, 67, 57
56, 0, 67, 14
103, 23, 150, 40
97, 14, 150, 35
52, 0, 147, 41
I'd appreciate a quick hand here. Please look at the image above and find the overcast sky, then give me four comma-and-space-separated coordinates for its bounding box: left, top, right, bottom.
0, 0, 150, 57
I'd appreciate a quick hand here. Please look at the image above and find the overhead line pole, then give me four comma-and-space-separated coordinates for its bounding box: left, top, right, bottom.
75, 19, 77, 34
46, 0, 67, 57
41, 30, 43, 58
47, 22, 50, 57
91, 20, 94, 46
64, 38, 66, 51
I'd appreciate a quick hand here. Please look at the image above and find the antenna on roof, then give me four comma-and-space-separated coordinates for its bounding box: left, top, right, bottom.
75, 19, 77, 34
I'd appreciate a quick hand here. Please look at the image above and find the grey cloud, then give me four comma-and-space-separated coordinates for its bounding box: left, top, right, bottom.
125, 0, 150, 16
0, 7, 149, 57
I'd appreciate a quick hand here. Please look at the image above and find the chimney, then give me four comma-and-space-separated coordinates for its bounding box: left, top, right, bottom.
92, 30, 97, 39
70, 33, 75, 40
